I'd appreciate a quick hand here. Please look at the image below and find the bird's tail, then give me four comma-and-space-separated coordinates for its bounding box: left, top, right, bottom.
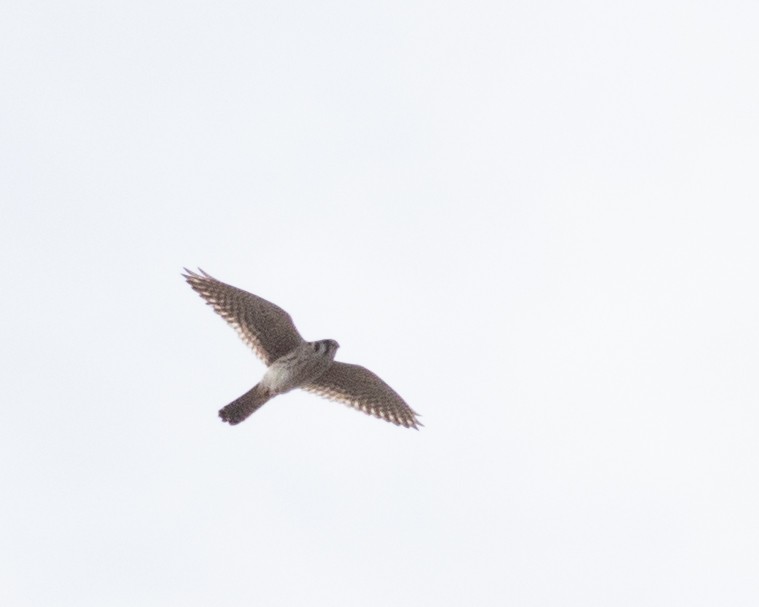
219, 383, 272, 425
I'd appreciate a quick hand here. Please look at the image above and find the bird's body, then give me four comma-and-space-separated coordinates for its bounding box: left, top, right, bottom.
261, 340, 340, 395
183, 269, 421, 429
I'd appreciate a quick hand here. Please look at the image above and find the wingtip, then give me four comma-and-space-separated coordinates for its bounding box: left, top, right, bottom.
181, 267, 199, 280
182, 267, 215, 282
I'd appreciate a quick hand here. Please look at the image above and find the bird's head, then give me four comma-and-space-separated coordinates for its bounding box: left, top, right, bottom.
317, 339, 340, 359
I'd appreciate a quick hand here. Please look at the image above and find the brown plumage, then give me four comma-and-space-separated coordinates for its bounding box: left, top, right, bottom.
183, 268, 421, 429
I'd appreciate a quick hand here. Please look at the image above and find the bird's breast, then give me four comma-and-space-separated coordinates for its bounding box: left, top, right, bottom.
262, 345, 334, 395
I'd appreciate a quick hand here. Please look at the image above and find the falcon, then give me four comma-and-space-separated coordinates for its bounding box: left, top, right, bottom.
183, 269, 421, 429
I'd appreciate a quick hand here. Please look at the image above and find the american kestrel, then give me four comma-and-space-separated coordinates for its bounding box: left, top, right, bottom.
183, 268, 421, 429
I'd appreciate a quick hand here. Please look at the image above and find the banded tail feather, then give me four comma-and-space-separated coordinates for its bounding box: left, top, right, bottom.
219, 384, 272, 425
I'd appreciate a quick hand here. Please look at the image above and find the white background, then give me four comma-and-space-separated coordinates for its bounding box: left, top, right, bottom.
2, 1, 758, 605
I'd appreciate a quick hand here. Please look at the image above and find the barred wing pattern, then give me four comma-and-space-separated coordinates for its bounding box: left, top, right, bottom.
305, 362, 421, 429
183, 268, 304, 364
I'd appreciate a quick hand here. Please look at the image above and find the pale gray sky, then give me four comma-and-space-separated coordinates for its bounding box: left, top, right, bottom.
2, 1, 758, 605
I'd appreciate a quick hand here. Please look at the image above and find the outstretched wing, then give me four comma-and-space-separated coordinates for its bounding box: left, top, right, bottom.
183, 268, 304, 364
304, 362, 421, 429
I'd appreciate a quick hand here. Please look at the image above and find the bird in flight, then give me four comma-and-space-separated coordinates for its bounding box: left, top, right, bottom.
183, 269, 421, 429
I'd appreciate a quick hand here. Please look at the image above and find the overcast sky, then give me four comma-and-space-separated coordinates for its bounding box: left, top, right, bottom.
2, 1, 758, 605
